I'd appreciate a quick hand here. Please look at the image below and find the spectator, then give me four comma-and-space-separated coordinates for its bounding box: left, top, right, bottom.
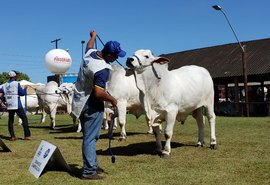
0, 70, 31, 141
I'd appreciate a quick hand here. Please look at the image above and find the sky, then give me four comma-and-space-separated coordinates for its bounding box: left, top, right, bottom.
0, 0, 269, 84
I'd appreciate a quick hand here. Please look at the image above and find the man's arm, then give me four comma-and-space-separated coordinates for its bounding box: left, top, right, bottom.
94, 87, 117, 107
86, 30, 97, 50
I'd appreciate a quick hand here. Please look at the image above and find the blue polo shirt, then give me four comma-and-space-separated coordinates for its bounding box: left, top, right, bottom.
87, 50, 110, 111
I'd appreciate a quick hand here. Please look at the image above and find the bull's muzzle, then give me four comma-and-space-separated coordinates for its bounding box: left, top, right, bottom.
126, 57, 134, 68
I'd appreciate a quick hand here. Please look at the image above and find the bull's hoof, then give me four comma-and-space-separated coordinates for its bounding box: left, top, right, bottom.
161, 151, 171, 158
101, 127, 109, 130
147, 131, 153, 135
210, 144, 217, 150
118, 137, 126, 142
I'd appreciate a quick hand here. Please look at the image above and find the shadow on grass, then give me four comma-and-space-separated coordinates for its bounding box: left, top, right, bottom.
53, 131, 145, 140
99, 131, 145, 140
54, 136, 83, 140
68, 164, 82, 178
28, 124, 79, 133
28, 125, 51, 130
97, 141, 196, 156
49, 126, 79, 134
0, 135, 11, 140
40, 162, 82, 179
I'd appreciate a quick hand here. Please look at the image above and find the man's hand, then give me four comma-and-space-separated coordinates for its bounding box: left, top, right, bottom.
86, 30, 97, 49
90, 30, 97, 38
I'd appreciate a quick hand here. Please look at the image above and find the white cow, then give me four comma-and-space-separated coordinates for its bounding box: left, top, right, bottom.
102, 108, 117, 130
18, 81, 40, 125
106, 64, 153, 141
36, 81, 81, 132
18, 93, 39, 125
126, 49, 217, 156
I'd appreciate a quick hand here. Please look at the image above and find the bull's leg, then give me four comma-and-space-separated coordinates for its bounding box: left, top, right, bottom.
101, 111, 110, 130
146, 116, 153, 134
117, 101, 127, 141
205, 105, 217, 149
113, 117, 117, 129
147, 117, 162, 134
72, 115, 81, 132
152, 124, 162, 155
40, 109, 46, 124
18, 118, 22, 125
77, 120, 82, 132
192, 108, 205, 147
162, 110, 177, 157
49, 107, 57, 129
147, 126, 153, 134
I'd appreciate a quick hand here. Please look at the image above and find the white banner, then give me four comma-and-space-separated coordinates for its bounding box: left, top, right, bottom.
29, 140, 71, 179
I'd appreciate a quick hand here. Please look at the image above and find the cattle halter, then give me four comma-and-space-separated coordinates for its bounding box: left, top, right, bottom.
132, 54, 161, 80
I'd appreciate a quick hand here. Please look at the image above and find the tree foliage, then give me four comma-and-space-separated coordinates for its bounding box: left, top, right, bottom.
0, 71, 30, 84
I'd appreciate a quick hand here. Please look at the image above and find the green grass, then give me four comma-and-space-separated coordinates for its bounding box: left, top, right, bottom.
0, 114, 270, 185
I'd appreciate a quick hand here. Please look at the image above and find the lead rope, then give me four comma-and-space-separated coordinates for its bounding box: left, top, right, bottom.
106, 91, 117, 163
108, 110, 116, 163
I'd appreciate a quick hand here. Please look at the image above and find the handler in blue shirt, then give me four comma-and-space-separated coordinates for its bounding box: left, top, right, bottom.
0, 71, 31, 141
72, 30, 126, 180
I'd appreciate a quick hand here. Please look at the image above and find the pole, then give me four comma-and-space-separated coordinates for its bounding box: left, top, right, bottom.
212, 5, 249, 117
242, 46, 249, 116
51, 38, 61, 49
81, 40, 85, 60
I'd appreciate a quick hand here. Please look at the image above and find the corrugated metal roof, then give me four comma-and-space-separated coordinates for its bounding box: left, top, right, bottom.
161, 38, 270, 80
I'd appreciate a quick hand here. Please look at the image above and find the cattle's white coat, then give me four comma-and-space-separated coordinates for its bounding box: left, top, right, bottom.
126, 49, 217, 156
106, 65, 153, 140
36, 81, 81, 132
18, 93, 39, 125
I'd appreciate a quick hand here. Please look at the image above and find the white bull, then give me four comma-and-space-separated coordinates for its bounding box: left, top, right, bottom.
106, 64, 154, 141
36, 81, 81, 132
17, 81, 40, 125
126, 49, 217, 156
18, 93, 39, 125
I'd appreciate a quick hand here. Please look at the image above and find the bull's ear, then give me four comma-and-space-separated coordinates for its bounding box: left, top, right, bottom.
153, 57, 169, 65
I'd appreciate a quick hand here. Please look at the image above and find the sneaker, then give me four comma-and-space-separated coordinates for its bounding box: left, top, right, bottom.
24, 136, 32, 140
9, 137, 17, 141
81, 173, 104, 180
96, 166, 105, 174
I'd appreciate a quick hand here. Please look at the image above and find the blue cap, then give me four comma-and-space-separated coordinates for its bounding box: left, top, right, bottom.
103, 41, 126, 57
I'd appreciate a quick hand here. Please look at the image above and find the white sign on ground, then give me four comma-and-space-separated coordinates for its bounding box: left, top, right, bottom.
0, 137, 12, 152
29, 140, 71, 179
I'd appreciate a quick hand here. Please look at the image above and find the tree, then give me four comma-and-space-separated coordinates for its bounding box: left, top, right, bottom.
0, 71, 30, 84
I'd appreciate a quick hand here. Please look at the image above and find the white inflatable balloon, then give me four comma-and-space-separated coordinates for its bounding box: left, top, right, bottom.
45, 49, 72, 74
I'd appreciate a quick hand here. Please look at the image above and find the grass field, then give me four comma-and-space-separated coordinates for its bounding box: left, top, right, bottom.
0, 114, 270, 185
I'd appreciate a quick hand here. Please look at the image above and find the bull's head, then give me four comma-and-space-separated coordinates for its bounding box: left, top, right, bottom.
58, 83, 74, 114
126, 49, 169, 70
